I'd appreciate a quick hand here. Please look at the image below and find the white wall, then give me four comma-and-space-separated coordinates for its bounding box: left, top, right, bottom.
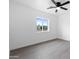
10, 0, 70, 50
9, 0, 57, 50
15, 0, 55, 14
57, 13, 70, 41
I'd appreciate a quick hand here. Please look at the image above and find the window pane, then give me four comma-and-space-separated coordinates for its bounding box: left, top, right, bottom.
36, 17, 43, 31
42, 19, 48, 31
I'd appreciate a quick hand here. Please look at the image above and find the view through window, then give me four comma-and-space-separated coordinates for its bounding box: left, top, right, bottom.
36, 16, 49, 31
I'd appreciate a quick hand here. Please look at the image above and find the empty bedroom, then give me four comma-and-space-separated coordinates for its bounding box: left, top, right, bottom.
9, 0, 70, 59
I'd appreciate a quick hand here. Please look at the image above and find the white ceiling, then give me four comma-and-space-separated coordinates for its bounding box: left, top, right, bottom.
15, 0, 70, 15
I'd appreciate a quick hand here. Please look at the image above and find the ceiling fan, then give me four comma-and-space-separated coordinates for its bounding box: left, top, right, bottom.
47, 0, 70, 12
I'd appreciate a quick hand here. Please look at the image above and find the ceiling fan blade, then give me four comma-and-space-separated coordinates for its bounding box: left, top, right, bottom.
60, 7, 68, 10
47, 6, 56, 9
51, 0, 57, 6
61, 1, 70, 6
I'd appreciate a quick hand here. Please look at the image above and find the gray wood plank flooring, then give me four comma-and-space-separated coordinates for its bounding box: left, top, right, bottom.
10, 39, 70, 59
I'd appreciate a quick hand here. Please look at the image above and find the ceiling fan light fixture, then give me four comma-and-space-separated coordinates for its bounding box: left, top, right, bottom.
56, 7, 60, 10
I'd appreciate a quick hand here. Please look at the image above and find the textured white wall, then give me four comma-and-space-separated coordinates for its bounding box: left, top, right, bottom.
57, 13, 70, 41
9, 0, 57, 50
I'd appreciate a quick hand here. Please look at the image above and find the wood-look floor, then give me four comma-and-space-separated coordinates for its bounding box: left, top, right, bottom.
10, 39, 70, 59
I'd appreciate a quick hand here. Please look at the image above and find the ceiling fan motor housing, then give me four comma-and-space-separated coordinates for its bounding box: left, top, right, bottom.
56, 2, 61, 7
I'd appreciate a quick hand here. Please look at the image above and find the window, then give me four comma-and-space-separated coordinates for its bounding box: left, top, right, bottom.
36, 16, 49, 32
